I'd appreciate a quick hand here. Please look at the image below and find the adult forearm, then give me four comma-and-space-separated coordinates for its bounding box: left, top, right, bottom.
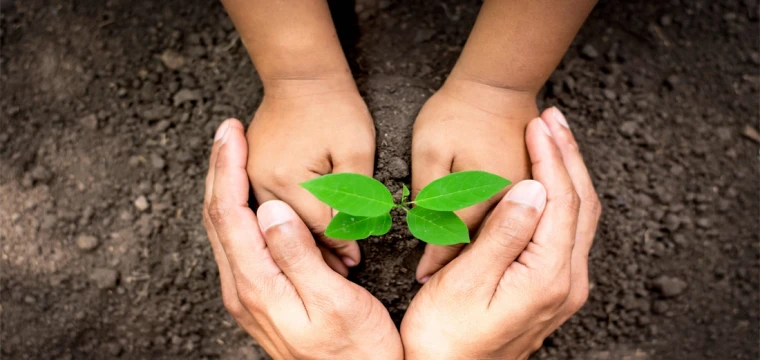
449, 0, 597, 95
221, 0, 354, 93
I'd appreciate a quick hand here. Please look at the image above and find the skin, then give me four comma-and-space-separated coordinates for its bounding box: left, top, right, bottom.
221, 0, 596, 280
202, 108, 602, 359
402, 108, 602, 359
220, 0, 373, 274
413, 0, 598, 282
202, 120, 402, 359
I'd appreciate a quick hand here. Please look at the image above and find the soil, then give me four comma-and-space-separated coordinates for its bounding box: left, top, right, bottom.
1, 0, 758, 359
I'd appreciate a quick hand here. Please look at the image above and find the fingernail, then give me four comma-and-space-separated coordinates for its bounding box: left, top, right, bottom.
342, 256, 357, 267
258, 200, 294, 232
506, 180, 547, 210
418, 275, 430, 284
538, 118, 552, 137
214, 120, 230, 142
552, 107, 570, 128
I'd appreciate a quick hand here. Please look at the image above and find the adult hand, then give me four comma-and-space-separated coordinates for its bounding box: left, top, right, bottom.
203, 119, 403, 360
412, 79, 538, 282
401, 108, 602, 359
246, 76, 375, 275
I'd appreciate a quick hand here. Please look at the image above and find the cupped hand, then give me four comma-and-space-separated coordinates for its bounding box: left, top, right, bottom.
203, 119, 403, 360
401, 108, 602, 359
412, 79, 539, 282
246, 77, 376, 275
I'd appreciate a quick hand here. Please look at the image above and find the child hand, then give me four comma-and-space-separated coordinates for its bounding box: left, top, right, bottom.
246, 78, 375, 275
411, 79, 538, 282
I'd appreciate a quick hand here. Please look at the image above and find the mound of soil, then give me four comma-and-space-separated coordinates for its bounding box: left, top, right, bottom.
1, 0, 758, 359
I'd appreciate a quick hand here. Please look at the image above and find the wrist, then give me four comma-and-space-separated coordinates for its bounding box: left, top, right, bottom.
440, 68, 539, 121
262, 71, 359, 99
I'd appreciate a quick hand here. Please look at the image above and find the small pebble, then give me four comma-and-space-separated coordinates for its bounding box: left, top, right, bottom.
150, 154, 166, 170
581, 44, 599, 59
386, 157, 410, 179
75, 234, 99, 252
79, 114, 98, 130
134, 196, 150, 211
696, 217, 711, 228
89, 268, 119, 290
160, 49, 186, 70
619, 121, 637, 138
30, 165, 52, 183
652, 275, 687, 298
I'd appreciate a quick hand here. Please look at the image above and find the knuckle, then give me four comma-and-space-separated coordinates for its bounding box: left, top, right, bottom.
536, 276, 571, 311
553, 127, 579, 151
563, 136, 580, 153
202, 207, 213, 230
490, 215, 535, 251
587, 194, 603, 220
222, 291, 246, 318
578, 185, 602, 218
236, 288, 258, 311
415, 142, 443, 164
269, 166, 294, 189
567, 283, 590, 314
207, 198, 231, 227
311, 290, 359, 321
352, 144, 374, 160
559, 187, 582, 214
268, 226, 309, 267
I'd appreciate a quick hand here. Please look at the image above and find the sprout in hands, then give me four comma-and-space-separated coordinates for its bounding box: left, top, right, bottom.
301, 171, 510, 245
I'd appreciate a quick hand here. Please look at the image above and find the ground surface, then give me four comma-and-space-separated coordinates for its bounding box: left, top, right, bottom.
1, 0, 759, 359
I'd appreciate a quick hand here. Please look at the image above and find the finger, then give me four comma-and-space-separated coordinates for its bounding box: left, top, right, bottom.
412, 145, 457, 282
521, 117, 579, 271
203, 120, 245, 319
248, 170, 351, 274
205, 120, 289, 353
319, 244, 350, 277
416, 244, 464, 283
208, 120, 286, 297
257, 200, 349, 311
541, 107, 602, 314
451, 180, 546, 292
275, 187, 350, 275
541, 107, 601, 260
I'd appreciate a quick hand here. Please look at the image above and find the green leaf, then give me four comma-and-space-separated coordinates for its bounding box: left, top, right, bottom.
325, 212, 392, 240
414, 171, 511, 211
406, 207, 469, 245
402, 184, 410, 202
301, 173, 394, 217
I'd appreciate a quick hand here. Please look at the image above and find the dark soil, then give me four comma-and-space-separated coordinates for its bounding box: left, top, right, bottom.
1, 0, 758, 359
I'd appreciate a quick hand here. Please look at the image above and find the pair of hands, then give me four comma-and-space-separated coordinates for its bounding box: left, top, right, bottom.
247, 76, 539, 280
202, 108, 601, 359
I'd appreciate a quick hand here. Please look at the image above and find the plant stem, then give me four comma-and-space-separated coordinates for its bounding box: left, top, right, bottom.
393, 203, 410, 212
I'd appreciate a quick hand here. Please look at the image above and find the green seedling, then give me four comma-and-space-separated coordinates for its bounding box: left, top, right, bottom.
301, 171, 510, 245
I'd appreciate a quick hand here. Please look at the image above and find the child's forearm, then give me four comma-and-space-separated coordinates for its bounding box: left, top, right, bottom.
221, 0, 354, 94
446, 0, 597, 103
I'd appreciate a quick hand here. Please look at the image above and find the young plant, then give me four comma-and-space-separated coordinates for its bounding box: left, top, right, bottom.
301, 171, 510, 245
